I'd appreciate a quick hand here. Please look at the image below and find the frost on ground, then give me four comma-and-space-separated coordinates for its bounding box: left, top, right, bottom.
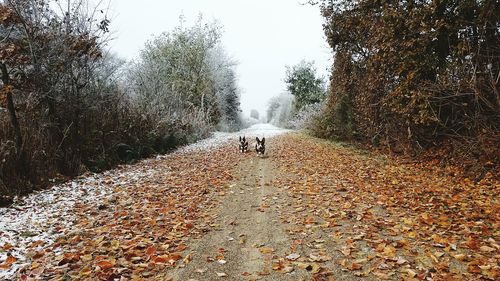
0, 168, 160, 279
0, 124, 290, 279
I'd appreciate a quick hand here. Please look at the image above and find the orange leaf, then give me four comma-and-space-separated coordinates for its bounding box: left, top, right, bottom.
96, 260, 114, 270
154, 255, 169, 263
146, 246, 156, 256
168, 253, 182, 264
80, 266, 92, 276
32, 251, 44, 259
0, 255, 17, 269
175, 244, 187, 252
94, 255, 107, 261
468, 264, 481, 274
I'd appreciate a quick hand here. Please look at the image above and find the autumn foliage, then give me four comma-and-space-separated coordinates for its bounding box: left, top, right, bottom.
314, 0, 499, 168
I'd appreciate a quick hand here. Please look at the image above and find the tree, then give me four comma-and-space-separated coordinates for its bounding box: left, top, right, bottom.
285, 60, 325, 111
250, 109, 259, 120
0, 0, 153, 196
131, 17, 221, 119
316, 0, 499, 158
209, 47, 241, 131
213, 65, 241, 131
129, 17, 242, 139
0, 3, 243, 197
267, 97, 281, 123
0, 0, 110, 182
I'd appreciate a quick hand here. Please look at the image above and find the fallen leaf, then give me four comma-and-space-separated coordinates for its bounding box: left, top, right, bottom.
286, 253, 300, 261
405, 268, 417, 277
480, 245, 495, 252
183, 253, 192, 264
2, 244, 14, 251
259, 247, 274, 254
96, 260, 114, 270
0, 255, 17, 269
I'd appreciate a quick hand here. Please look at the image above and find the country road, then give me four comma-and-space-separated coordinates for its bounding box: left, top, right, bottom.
1, 125, 498, 280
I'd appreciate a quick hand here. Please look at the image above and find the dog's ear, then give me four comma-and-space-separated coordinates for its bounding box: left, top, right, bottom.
243, 136, 246, 142
239, 136, 242, 142
262, 137, 265, 144
256, 137, 260, 143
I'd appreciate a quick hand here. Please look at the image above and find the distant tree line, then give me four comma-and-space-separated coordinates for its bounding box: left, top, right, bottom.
0, 0, 241, 198
313, 0, 498, 161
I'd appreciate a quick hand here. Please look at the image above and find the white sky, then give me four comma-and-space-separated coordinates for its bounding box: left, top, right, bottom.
107, 0, 332, 117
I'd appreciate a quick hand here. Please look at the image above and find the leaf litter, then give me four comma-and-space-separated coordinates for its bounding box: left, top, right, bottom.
269, 134, 499, 280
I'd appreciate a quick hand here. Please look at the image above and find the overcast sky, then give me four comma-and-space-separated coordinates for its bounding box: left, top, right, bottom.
107, 0, 332, 117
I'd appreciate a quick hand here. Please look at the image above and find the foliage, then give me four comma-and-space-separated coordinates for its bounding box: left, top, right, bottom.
267, 61, 326, 129
212, 48, 242, 132
314, 51, 357, 139
284, 60, 325, 111
288, 102, 323, 130
0, 0, 117, 195
129, 18, 241, 136
0, 2, 241, 197
315, 0, 499, 162
266, 92, 322, 130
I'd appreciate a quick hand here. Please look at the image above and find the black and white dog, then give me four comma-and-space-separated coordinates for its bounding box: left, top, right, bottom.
239, 136, 249, 153
255, 137, 265, 156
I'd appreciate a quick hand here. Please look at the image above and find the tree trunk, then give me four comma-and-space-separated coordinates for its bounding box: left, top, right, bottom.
0, 62, 23, 150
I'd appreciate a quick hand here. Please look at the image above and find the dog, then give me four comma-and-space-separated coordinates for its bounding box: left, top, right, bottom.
255, 137, 265, 156
239, 136, 249, 153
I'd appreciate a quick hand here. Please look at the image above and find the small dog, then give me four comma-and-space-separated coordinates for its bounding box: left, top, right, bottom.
255, 137, 265, 156
239, 136, 249, 153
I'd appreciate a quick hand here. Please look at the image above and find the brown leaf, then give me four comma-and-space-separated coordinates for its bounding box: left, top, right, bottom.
96, 260, 114, 270
0, 255, 19, 269
479, 245, 495, 252
2, 243, 14, 251
146, 246, 156, 256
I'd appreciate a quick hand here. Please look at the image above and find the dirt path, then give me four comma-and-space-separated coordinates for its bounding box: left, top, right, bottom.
170, 149, 311, 280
